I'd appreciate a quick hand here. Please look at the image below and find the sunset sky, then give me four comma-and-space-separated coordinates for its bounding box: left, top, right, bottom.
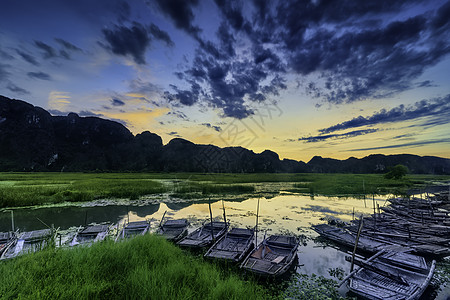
1, 0, 449, 162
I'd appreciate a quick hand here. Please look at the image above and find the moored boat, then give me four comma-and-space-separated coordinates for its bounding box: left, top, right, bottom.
1, 229, 53, 259
312, 223, 388, 253
345, 250, 436, 300
204, 227, 254, 262
0, 231, 16, 256
240, 234, 299, 277
70, 224, 110, 247
156, 219, 189, 242
177, 221, 228, 249
116, 220, 150, 241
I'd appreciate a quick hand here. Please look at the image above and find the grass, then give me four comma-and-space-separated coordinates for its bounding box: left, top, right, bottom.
0, 234, 270, 299
0, 172, 448, 208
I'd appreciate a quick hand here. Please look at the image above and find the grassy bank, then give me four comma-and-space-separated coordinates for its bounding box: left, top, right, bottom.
0, 234, 269, 299
0, 172, 448, 208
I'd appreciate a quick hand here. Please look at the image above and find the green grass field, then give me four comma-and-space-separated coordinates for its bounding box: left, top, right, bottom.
0, 234, 271, 299
0, 172, 448, 208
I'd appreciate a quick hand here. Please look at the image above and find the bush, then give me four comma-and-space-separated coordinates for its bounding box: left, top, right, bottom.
384, 164, 409, 180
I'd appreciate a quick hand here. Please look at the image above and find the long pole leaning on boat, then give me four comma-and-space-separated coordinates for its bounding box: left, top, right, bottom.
338, 249, 386, 287
159, 210, 167, 229
255, 197, 260, 247
350, 216, 364, 272
208, 197, 215, 242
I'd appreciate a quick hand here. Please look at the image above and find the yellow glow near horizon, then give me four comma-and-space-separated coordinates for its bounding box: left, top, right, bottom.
48, 91, 71, 111
99, 107, 170, 134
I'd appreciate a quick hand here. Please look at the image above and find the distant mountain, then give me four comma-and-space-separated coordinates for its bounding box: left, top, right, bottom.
1, 95, 449, 174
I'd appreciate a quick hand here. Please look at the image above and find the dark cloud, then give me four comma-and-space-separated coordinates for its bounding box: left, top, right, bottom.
34, 41, 57, 59
270, 1, 450, 104
167, 131, 181, 137
148, 24, 174, 47
78, 110, 104, 117
348, 138, 450, 152
214, 0, 245, 31
102, 23, 150, 64
416, 80, 436, 88
165, 82, 201, 106
201, 123, 222, 132
167, 110, 189, 120
158, 0, 288, 118
320, 95, 450, 134
7, 83, 30, 94
54, 38, 82, 52
111, 98, 125, 106
432, 0, 450, 29
154, 0, 201, 36
297, 129, 379, 143
27, 71, 51, 80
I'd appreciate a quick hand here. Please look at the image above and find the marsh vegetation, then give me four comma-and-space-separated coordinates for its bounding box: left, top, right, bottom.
0, 172, 448, 208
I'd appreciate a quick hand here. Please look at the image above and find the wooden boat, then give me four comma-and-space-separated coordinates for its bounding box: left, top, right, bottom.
344, 250, 436, 300
1, 229, 53, 259
70, 224, 110, 246
312, 223, 388, 253
240, 234, 299, 277
116, 220, 150, 241
204, 227, 254, 262
0, 232, 16, 256
177, 221, 228, 249
156, 219, 189, 242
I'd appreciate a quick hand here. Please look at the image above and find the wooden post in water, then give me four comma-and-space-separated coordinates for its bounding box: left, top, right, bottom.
222, 200, 227, 224
351, 216, 364, 272
208, 197, 215, 242
255, 197, 260, 247
363, 180, 367, 208
84, 211, 88, 226
372, 193, 376, 218
10, 210, 14, 232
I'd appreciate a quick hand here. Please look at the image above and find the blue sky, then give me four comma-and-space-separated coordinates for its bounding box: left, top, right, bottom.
1, 0, 449, 161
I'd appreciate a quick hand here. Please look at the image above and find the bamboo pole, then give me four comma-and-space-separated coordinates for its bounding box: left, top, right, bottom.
208, 197, 215, 242
158, 210, 167, 228
255, 197, 260, 247
222, 200, 227, 224
10, 210, 14, 232
363, 180, 367, 208
350, 216, 364, 272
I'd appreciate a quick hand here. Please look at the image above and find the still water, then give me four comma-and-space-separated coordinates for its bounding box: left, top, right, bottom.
1, 193, 448, 299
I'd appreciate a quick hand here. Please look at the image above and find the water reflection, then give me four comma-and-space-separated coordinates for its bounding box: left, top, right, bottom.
1, 193, 446, 298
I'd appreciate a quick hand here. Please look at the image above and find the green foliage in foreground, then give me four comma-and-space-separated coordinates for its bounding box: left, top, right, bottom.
283, 273, 350, 300
0, 234, 269, 300
0, 172, 448, 208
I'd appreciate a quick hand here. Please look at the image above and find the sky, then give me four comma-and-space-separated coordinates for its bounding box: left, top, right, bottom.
0, 0, 449, 162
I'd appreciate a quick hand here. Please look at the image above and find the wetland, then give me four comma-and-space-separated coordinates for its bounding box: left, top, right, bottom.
1, 172, 449, 299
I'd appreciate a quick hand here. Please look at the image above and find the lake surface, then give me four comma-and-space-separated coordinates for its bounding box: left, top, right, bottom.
1, 192, 448, 299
